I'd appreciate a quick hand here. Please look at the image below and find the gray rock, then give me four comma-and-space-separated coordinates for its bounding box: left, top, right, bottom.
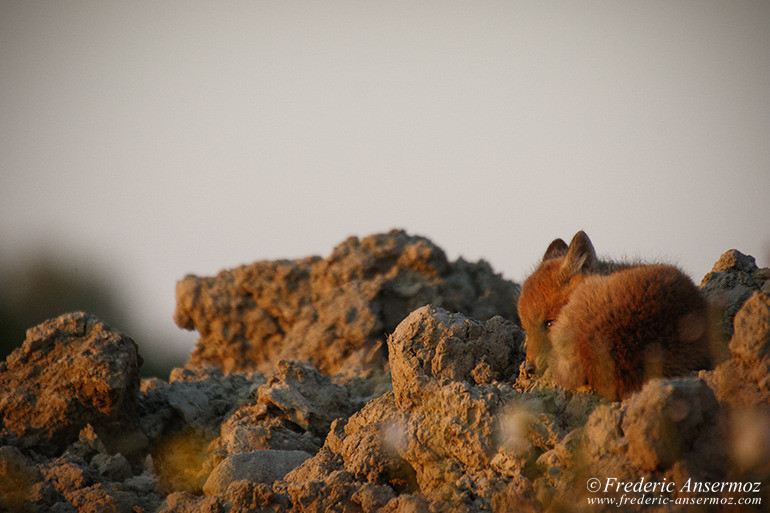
700, 249, 760, 339
218, 361, 354, 456
91, 452, 132, 481
138, 366, 264, 439
202, 450, 312, 496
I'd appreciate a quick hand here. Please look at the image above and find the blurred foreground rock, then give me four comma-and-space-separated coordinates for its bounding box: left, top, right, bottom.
1, 236, 769, 512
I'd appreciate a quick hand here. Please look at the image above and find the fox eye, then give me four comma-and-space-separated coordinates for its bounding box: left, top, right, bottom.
543, 319, 554, 332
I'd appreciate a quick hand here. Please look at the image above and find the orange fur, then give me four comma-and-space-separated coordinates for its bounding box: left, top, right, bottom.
518, 232, 712, 400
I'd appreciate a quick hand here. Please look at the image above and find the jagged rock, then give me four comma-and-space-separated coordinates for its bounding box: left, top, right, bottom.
0, 312, 142, 454
202, 450, 311, 496
156, 491, 224, 513
217, 361, 355, 456
729, 291, 770, 364
91, 452, 132, 482
285, 306, 536, 511
254, 361, 354, 439
282, 469, 397, 513
138, 366, 263, 440
62, 483, 139, 513
174, 230, 520, 376
13, 446, 163, 513
622, 378, 721, 471
702, 291, 770, 407
3, 241, 770, 513
700, 249, 764, 339
388, 305, 524, 409
377, 494, 431, 513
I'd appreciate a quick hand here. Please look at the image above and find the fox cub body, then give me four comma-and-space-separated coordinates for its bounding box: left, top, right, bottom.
518, 231, 712, 400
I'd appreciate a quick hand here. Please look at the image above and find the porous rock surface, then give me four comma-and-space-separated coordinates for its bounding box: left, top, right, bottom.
0, 312, 142, 455
174, 229, 520, 377
1, 236, 770, 512
700, 249, 767, 339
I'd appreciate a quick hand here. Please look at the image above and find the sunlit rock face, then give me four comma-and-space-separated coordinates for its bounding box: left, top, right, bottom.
174, 229, 520, 377
2, 235, 770, 512
0, 312, 142, 454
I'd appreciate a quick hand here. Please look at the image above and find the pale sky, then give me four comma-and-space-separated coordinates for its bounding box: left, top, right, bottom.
2, 1, 768, 362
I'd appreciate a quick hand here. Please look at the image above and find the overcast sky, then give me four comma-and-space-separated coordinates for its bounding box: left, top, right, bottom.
2, 1, 768, 361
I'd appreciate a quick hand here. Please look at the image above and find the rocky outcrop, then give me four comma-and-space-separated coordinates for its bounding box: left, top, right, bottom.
702, 290, 770, 407
700, 249, 768, 339
0, 312, 142, 455
174, 230, 520, 377
2, 236, 769, 512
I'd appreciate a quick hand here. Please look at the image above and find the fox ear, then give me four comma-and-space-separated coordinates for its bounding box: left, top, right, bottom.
560, 231, 597, 279
543, 238, 568, 261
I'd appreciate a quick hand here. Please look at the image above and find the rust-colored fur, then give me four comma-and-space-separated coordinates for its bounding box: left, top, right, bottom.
518, 232, 712, 400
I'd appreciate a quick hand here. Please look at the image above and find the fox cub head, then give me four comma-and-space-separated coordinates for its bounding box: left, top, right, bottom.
518, 231, 598, 372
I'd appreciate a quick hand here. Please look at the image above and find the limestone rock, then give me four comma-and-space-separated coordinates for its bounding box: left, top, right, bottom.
217, 361, 356, 456
729, 291, 770, 364
387, 305, 524, 409
174, 230, 520, 376
622, 378, 721, 471
202, 450, 311, 496
287, 306, 534, 510
3, 241, 769, 513
0, 312, 141, 454
700, 249, 763, 339
702, 291, 770, 407
138, 366, 263, 439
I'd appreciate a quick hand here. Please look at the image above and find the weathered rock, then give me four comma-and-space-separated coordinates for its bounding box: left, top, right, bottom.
282, 469, 397, 513
582, 403, 625, 462
287, 306, 536, 510
156, 491, 224, 513
729, 291, 770, 364
175, 230, 520, 376
12, 446, 162, 513
217, 361, 355, 456
222, 481, 292, 513
377, 494, 431, 513
700, 249, 763, 339
622, 378, 721, 471
254, 361, 354, 438
62, 483, 139, 513
202, 450, 311, 496
702, 291, 770, 407
388, 305, 524, 409
138, 366, 263, 440
0, 312, 142, 454
2, 242, 769, 513
90, 452, 132, 482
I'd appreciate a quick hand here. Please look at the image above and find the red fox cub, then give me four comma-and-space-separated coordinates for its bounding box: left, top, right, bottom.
518, 231, 712, 400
